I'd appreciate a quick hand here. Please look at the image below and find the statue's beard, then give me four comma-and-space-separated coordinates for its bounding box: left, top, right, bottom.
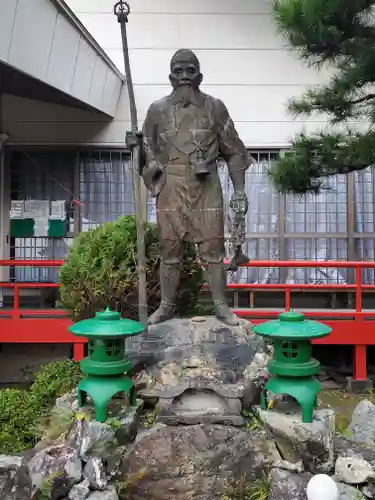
172, 85, 198, 107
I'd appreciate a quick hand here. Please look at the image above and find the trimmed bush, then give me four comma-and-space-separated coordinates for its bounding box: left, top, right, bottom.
0, 359, 82, 453
59, 215, 204, 321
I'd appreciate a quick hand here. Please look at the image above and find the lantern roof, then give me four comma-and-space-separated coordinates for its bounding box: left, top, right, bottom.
69, 307, 144, 338
253, 310, 331, 340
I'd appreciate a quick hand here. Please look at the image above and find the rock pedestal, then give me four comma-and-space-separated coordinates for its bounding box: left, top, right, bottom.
130, 316, 270, 426
156, 381, 245, 426
128, 316, 264, 373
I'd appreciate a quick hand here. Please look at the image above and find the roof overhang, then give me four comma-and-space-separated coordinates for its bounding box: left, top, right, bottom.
0, 0, 124, 118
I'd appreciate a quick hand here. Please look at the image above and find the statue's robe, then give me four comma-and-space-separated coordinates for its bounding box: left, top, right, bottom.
142, 91, 250, 250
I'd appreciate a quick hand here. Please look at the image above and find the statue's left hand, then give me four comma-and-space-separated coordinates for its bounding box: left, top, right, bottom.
229, 191, 248, 215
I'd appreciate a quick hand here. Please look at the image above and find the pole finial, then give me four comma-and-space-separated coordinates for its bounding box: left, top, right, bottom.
114, 1, 130, 23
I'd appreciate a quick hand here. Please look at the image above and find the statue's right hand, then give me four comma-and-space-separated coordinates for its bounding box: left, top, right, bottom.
148, 160, 164, 180
142, 160, 164, 189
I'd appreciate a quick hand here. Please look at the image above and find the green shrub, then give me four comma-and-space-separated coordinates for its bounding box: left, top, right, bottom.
59, 215, 204, 321
0, 359, 82, 454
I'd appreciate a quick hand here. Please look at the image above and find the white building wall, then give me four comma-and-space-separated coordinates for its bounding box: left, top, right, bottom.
64, 0, 338, 148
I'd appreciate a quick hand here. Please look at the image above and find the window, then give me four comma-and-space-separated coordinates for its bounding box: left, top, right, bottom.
79, 150, 134, 231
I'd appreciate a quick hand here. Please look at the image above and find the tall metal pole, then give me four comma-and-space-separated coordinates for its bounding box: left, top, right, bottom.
114, 1, 148, 329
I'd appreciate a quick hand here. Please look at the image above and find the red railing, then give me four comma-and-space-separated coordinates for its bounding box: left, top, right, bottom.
227, 261, 375, 382
0, 259, 84, 358
0, 259, 374, 381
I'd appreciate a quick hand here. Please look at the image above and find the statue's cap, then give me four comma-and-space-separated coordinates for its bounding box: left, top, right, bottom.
170, 49, 200, 71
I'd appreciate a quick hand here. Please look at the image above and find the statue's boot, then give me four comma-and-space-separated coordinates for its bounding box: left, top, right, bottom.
208, 263, 240, 327
148, 262, 180, 325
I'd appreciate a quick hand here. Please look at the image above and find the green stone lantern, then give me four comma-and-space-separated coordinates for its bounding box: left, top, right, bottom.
69, 307, 144, 422
253, 310, 331, 423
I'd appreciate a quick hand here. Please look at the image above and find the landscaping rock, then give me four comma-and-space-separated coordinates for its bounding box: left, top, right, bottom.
273, 458, 304, 473
0, 455, 33, 500
86, 486, 119, 500
105, 446, 127, 478
268, 468, 312, 500
335, 457, 375, 485
334, 435, 375, 467
362, 482, 375, 499
83, 458, 107, 491
338, 481, 366, 500
28, 444, 82, 499
256, 407, 335, 474
243, 350, 270, 382
349, 400, 375, 446
242, 350, 271, 409
72, 420, 116, 462
55, 389, 80, 413
120, 422, 281, 500
68, 479, 90, 500
64, 403, 141, 461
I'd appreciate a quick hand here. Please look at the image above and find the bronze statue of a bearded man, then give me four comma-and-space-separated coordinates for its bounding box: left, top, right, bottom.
142, 49, 251, 326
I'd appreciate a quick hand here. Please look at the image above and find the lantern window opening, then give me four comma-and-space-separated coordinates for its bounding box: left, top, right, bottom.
281, 341, 299, 359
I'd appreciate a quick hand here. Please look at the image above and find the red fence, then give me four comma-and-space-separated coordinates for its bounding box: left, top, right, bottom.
0, 259, 374, 381
0, 259, 83, 358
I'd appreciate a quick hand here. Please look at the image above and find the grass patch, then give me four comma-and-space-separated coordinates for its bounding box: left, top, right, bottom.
0, 359, 82, 453
335, 413, 352, 438
222, 472, 270, 500
139, 410, 157, 429
242, 410, 263, 432
116, 469, 147, 499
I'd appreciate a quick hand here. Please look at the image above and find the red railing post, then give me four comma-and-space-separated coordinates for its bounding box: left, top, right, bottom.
73, 343, 85, 362
12, 283, 20, 320
355, 265, 363, 314
285, 288, 291, 311
353, 345, 368, 381
353, 265, 367, 380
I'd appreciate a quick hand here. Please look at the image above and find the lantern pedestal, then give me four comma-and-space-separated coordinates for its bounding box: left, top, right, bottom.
78, 376, 136, 423
69, 307, 144, 422
260, 376, 320, 423
254, 310, 331, 423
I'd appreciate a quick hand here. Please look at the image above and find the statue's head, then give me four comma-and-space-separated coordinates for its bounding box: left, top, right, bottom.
169, 49, 203, 90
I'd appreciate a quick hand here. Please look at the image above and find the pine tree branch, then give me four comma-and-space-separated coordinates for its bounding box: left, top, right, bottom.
269, 0, 375, 193
273, 0, 375, 64
350, 93, 375, 105
289, 90, 375, 120
268, 130, 375, 194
